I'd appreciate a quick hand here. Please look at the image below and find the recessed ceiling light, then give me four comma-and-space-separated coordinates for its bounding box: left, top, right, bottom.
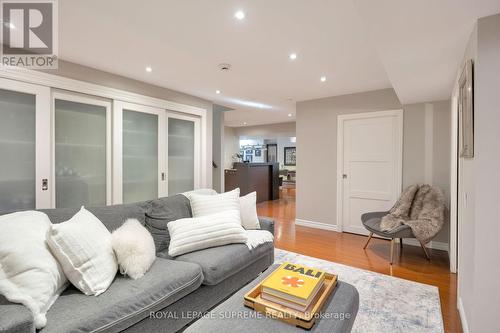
243, 122, 247, 125
216, 90, 221, 94
235, 10, 245, 20
289, 53, 297, 60
288, 113, 292, 117
145, 66, 152, 72
320, 76, 327, 82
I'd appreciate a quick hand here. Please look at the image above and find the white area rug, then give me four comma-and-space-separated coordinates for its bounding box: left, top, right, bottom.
275, 248, 444, 333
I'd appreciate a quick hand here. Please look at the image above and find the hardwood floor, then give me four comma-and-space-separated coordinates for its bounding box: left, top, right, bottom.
257, 188, 462, 333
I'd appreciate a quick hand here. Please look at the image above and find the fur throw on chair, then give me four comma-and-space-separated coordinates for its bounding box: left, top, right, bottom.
380, 184, 446, 244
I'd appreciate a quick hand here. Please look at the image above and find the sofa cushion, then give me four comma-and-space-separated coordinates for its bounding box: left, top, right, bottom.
40, 258, 203, 333
145, 195, 192, 253
39, 202, 150, 232
175, 242, 274, 285
0, 295, 35, 333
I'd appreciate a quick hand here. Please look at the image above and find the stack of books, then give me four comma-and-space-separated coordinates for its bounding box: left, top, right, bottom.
261, 262, 326, 312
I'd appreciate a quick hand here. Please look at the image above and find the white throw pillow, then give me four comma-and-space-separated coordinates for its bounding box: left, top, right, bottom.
181, 188, 218, 200
168, 210, 247, 257
239, 192, 260, 230
0, 211, 68, 329
189, 188, 240, 217
111, 219, 156, 280
46, 207, 117, 296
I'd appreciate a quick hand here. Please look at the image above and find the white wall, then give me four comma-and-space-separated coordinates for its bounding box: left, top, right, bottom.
235, 122, 295, 138
296, 88, 451, 245
212, 107, 224, 192
224, 126, 240, 169
456, 24, 477, 332
403, 101, 451, 244
296, 89, 401, 228
472, 13, 500, 332
456, 13, 500, 333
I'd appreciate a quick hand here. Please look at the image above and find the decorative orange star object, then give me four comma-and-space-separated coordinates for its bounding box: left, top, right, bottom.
281, 276, 304, 288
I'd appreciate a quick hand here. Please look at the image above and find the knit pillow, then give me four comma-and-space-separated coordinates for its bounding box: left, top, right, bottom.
167, 210, 247, 257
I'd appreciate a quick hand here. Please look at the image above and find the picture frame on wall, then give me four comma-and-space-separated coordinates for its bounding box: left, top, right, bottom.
459, 59, 474, 158
284, 147, 296, 166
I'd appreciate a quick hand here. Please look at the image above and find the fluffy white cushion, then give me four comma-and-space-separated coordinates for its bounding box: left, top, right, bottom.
168, 210, 247, 257
111, 219, 156, 280
239, 192, 260, 230
189, 188, 240, 217
46, 207, 117, 296
0, 211, 68, 329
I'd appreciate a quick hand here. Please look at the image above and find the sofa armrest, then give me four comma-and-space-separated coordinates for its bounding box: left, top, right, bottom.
258, 216, 275, 236
0, 297, 35, 333
360, 211, 389, 223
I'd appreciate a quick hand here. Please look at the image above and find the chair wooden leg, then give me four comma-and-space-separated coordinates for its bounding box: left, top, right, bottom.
390, 238, 395, 265
363, 232, 373, 249
400, 238, 403, 251
419, 240, 431, 260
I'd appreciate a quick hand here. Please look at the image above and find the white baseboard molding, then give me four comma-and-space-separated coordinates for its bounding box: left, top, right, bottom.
402, 238, 449, 252
458, 297, 470, 333
294, 219, 448, 251
295, 219, 339, 232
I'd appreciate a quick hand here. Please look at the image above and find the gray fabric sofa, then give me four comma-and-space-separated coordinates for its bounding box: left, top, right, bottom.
0, 194, 275, 333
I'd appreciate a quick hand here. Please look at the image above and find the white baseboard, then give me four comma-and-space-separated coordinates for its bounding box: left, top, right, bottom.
294, 219, 448, 251
458, 297, 469, 333
295, 219, 448, 251
402, 238, 449, 252
295, 219, 339, 232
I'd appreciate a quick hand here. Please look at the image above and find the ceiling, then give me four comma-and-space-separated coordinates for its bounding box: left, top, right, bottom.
58, 1, 500, 127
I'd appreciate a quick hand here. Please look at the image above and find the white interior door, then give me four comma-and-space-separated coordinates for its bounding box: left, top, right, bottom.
338, 110, 403, 235
52, 92, 112, 208
166, 112, 200, 195
113, 101, 166, 204
0, 78, 50, 210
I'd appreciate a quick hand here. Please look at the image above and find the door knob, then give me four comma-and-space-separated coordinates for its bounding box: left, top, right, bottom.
342, 174, 348, 179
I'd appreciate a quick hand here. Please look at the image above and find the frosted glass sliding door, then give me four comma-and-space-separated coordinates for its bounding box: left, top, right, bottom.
167, 114, 200, 195
123, 110, 158, 203
0, 79, 50, 210
0, 89, 36, 210
53, 93, 111, 208
114, 102, 165, 204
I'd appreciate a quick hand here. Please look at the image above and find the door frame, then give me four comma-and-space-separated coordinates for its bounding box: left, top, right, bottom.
449, 83, 459, 274
113, 101, 167, 204
266, 143, 278, 163
51, 91, 113, 208
166, 111, 201, 195
336, 109, 404, 233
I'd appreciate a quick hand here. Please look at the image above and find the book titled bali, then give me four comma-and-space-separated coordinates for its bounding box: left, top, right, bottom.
261, 262, 326, 312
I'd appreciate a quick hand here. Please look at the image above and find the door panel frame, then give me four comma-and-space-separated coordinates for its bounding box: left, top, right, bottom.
336, 109, 403, 232
51, 91, 112, 208
0, 77, 51, 209
113, 101, 166, 204
0, 67, 210, 189
166, 111, 201, 195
